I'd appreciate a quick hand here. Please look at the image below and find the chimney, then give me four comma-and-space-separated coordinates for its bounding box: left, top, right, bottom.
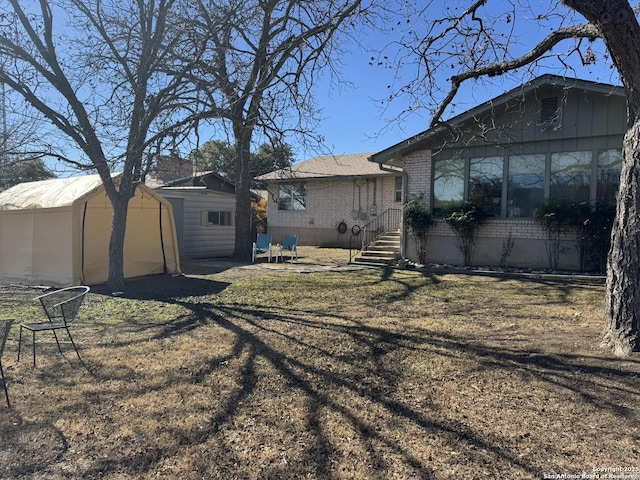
156, 155, 192, 183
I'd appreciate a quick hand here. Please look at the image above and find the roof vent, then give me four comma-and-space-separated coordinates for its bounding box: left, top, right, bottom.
540, 96, 559, 124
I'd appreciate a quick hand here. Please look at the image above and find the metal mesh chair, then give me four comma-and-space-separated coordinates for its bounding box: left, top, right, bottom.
18, 286, 90, 367
1, 319, 13, 407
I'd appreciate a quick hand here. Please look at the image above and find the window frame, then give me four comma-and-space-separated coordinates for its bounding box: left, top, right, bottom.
431, 148, 621, 218
277, 182, 307, 211
201, 210, 233, 226
394, 176, 403, 203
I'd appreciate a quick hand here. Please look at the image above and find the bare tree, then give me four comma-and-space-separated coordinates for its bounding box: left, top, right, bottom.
385, 1, 640, 355
0, 74, 52, 187
182, 0, 370, 259
0, 0, 196, 291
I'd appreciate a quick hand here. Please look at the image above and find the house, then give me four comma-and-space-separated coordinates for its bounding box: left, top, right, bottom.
257, 153, 403, 247
154, 172, 237, 259
0, 174, 180, 286
369, 74, 625, 270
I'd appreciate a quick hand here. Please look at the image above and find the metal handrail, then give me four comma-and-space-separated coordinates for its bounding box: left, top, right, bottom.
349, 208, 402, 263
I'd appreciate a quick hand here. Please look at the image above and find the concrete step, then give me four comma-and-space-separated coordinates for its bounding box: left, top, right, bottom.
353, 250, 400, 266
359, 250, 399, 260
353, 256, 397, 266
370, 241, 400, 249
351, 229, 401, 266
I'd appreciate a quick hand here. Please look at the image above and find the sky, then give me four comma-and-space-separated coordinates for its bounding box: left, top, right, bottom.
2, 1, 625, 171
298, 2, 622, 163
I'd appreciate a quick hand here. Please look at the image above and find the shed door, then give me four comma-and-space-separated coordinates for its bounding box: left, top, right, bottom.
166, 197, 184, 256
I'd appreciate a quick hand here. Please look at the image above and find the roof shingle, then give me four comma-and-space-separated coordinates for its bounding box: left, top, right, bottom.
257, 152, 392, 181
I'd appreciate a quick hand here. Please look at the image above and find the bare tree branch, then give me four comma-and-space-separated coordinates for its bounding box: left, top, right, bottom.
431, 23, 600, 127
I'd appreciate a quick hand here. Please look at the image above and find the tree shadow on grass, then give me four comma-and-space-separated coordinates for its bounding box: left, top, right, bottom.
89, 273, 230, 301
68, 283, 639, 477
12, 269, 637, 479
127, 298, 640, 478
0, 410, 69, 478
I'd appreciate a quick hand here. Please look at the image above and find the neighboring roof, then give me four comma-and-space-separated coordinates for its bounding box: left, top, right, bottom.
154, 170, 236, 196
164, 171, 233, 188
369, 74, 625, 166
0, 174, 109, 210
257, 153, 391, 182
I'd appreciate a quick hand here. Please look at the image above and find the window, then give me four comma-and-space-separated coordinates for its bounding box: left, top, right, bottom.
469, 157, 503, 216
278, 183, 306, 211
394, 176, 403, 202
433, 157, 465, 215
434, 149, 621, 218
597, 149, 622, 205
507, 154, 545, 218
550, 151, 592, 204
202, 210, 232, 226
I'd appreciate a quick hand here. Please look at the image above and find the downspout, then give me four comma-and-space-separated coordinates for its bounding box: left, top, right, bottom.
378, 162, 407, 258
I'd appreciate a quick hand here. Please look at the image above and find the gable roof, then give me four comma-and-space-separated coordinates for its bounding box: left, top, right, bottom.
369, 74, 625, 166
0, 174, 110, 210
163, 171, 236, 193
257, 152, 392, 182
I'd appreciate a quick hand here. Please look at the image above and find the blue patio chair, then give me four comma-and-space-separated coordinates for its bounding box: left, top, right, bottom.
277, 234, 298, 263
252, 233, 273, 262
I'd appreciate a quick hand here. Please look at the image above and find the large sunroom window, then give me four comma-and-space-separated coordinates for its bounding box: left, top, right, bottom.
433, 157, 464, 215
432, 149, 621, 218
469, 156, 503, 217
550, 151, 592, 204
597, 149, 623, 205
507, 154, 545, 218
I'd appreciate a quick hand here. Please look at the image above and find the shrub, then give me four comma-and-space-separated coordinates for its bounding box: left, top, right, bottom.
574, 203, 616, 273
536, 200, 616, 272
535, 200, 575, 270
403, 195, 433, 264
444, 202, 488, 266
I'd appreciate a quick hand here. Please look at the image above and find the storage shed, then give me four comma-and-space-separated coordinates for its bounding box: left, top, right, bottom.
156, 186, 236, 259
153, 171, 238, 259
0, 174, 180, 286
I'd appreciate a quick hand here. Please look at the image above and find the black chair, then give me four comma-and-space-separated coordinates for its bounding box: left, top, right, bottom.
1, 319, 14, 407
18, 286, 90, 367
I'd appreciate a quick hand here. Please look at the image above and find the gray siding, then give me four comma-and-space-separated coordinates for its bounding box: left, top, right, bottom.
158, 189, 236, 259
434, 86, 626, 156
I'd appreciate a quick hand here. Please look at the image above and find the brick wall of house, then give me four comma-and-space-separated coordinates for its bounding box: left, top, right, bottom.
404, 150, 431, 201
266, 175, 401, 247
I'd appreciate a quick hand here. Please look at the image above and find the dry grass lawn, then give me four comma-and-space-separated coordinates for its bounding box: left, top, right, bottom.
0, 247, 639, 479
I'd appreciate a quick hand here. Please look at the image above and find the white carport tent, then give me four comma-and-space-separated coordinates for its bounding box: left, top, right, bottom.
0, 174, 180, 286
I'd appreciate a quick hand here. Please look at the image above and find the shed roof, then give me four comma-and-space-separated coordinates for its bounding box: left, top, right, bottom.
257, 152, 391, 182
0, 174, 110, 210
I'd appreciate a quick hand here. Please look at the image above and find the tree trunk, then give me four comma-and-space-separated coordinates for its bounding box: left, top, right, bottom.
602, 119, 640, 355
562, 0, 640, 355
107, 196, 128, 293
233, 124, 254, 261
